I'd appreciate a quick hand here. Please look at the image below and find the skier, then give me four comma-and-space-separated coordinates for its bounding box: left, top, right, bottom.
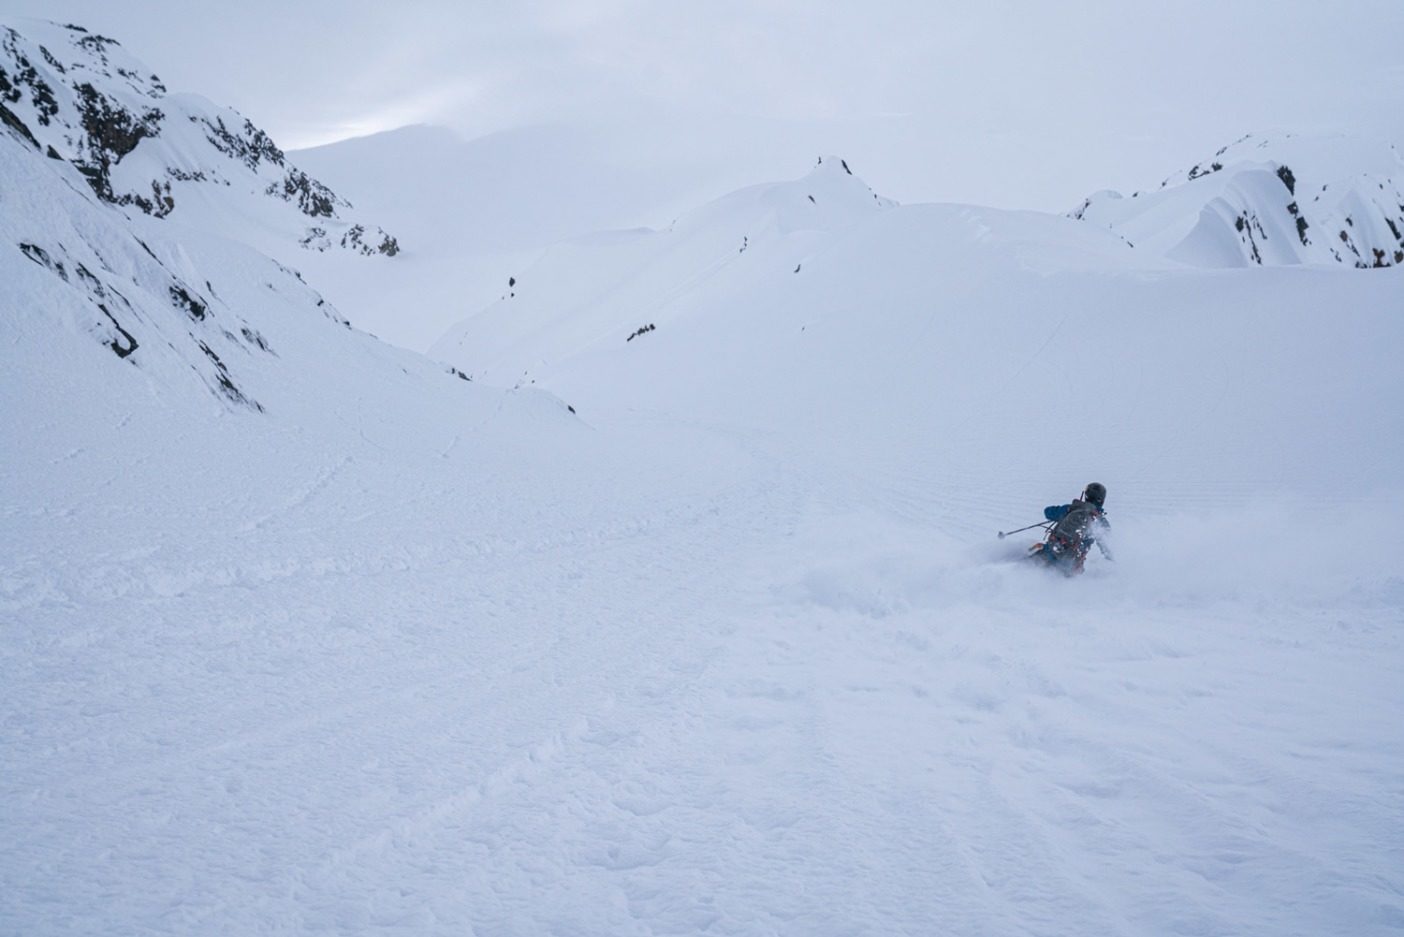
1030, 482, 1111, 575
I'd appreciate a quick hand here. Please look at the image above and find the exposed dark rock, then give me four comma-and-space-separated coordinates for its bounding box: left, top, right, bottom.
0, 100, 39, 148
22, 245, 142, 358
1233, 213, 1266, 264
1, 32, 60, 127
338, 224, 367, 251
38, 45, 64, 72
199, 114, 284, 172
19, 241, 67, 279
115, 178, 175, 217
76, 34, 120, 55
322, 223, 400, 257
73, 81, 163, 202
198, 340, 261, 410
268, 168, 336, 218
168, 284, 208, 321
97, 302, 138, 357
73, 263, 103, 293
240, 327, 274, 353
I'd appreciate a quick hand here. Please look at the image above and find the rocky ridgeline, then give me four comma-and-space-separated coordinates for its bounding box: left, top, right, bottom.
1071, 132, 1404, 269
0, 19, 399, 257
8, 128, 314, 411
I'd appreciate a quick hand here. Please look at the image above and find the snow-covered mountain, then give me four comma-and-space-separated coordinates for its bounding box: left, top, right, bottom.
0, 18, 398, 259
432, 154, 897, 387
1071, 132, 1404, 268
430, 154, 1402, 501
286, 124, 904, 351
4, 25, 1404, 936
0, 30, 577, 431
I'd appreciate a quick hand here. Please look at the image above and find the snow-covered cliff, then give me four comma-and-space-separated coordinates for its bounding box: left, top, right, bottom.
1071, 132, 1404, 268
0, 18, 398, 258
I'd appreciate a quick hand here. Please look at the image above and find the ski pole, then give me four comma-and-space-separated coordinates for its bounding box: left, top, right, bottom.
997, 521, 1051, 539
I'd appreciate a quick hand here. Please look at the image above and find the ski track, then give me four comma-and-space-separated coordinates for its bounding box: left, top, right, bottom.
5, 420, 1402, 936
4, 55, 1403, 934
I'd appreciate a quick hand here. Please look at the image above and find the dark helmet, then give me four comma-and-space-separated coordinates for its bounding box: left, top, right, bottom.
1083, 482, 1107, 507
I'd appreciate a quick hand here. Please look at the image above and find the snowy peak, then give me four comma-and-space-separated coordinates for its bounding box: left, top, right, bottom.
1072, 132, 1404, 268
0, 19, 399, 257
430, 156, 897, 383
672, 154, 895, 240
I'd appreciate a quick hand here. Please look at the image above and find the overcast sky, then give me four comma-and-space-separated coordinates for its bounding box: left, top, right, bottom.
5, 1, 1403, 211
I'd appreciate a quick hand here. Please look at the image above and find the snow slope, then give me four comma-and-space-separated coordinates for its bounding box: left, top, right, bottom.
432, 157, 1402, 500
1072, 132, 1404, 268
0, 18, 398, 259
4, 44, 1404, 937
287, 124, 891, 352
285, 122, 675, 352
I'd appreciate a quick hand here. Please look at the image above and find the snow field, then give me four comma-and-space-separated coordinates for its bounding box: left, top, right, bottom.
4, 88, 1404, 934
4, 380, 1400, 935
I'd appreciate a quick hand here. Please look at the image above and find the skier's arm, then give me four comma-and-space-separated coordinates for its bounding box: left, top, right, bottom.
1044, 504, 1070, 522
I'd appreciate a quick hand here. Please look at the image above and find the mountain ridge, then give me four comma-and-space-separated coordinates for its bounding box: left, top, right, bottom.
0, 17, 399, 259
1071, 131, 1404, 268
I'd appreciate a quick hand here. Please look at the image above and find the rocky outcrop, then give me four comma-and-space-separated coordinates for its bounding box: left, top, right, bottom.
1071, 132, 1404, 269
0, 19, 399, 257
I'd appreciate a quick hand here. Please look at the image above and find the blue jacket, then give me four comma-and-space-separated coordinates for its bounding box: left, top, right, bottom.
1044, 502, 1110, 524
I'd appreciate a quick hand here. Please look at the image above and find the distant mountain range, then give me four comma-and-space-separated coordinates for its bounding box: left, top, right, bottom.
1071, 132, 1404, 268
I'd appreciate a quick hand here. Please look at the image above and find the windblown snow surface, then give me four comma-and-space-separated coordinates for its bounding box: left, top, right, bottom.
5, 82, 1404, 937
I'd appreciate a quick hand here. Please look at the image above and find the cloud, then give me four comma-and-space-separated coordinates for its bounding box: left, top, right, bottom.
5, 0, 1404, 210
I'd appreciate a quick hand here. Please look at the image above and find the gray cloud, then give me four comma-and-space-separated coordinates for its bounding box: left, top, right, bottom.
3, 0, 1401, 210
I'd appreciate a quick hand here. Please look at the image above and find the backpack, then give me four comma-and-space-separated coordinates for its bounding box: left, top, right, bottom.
1048, 499, 1103, 558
